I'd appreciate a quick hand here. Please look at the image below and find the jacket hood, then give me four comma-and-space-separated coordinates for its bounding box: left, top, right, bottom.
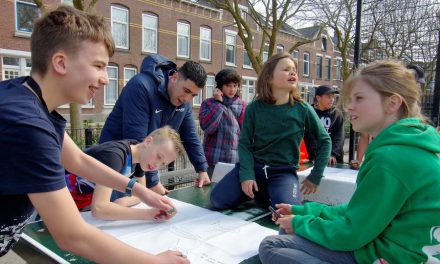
367, 118, 440, 155
140, 55, 177, 99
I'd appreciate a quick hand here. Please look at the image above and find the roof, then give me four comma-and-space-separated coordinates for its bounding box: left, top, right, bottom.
296, 24, 322, 39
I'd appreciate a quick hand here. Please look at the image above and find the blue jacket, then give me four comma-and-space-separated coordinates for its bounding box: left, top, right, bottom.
100, 55, 208, 186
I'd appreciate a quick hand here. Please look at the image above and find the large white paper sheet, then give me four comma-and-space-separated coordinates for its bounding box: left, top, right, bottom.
81, 198, 277, 264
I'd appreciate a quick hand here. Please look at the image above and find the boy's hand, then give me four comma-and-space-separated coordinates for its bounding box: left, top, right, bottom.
349, 160, 360, 170
275, 215, 295, 234
328, 156, 337, 166
152, 208, 176, 221
195, 171, 211, 187
150, 182, 170, 195
241, 180, 258, 199
156, 250, 189, 264
300, 179, 317, 195
135, 184, 177, 213
213, 88, 223, 102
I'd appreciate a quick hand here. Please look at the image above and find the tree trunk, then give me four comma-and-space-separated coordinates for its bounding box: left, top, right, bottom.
69, 103, 83, 130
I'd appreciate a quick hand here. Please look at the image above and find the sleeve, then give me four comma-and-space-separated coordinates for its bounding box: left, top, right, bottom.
304, 104, 331, 184
292, 156, 410, 251
238, 100, 246, 127
179, 106, 208, 173
330, 110, 345, 160
120, 77, 151, 141
238, 104, 256, 182
199, 99, 226, 135
85, 148, 124, 174
0, 119, 66, 194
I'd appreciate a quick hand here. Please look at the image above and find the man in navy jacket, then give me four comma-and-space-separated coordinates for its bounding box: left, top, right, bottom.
100, 55, 210, 194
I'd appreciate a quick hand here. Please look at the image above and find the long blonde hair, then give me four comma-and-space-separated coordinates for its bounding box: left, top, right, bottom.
255, 52, 302, 106
342, 60, 423, 119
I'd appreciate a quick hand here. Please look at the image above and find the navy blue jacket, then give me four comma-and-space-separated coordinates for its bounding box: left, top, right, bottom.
100, 55, 208, 186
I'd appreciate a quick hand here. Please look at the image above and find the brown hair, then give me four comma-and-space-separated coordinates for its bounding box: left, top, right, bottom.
342, 60, 423, 119
255, 52, 302, 105
31, 5, 115, 76
149, 126, 184, 156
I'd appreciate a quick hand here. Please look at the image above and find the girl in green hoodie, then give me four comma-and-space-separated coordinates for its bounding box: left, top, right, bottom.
259, 60, 440, 264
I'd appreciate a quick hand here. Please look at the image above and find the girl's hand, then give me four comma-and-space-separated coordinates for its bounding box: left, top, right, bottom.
275, 215, 295, 234
275, 203, 292, 216
241, 180, 258, 199
300, 179, 317, 195
213, 88, 223, 102
155, 250, 189, 264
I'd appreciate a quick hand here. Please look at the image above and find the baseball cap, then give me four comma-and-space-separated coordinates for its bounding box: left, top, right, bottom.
315, 85, 339, 96
406, 64, 426, 84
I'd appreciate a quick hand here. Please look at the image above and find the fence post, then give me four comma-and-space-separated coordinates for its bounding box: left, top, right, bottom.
85, 128, 93, 148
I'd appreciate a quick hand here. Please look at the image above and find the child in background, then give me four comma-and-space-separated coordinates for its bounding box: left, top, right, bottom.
199, 69, 246, 178
259, 60, 440, 264
67, 126, 184, 221
210, 53, 331, 210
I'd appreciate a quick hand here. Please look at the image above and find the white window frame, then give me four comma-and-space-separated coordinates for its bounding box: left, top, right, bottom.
242, 34, 253, 69
177, 22, 190, 58
225, 30, 237, 66
299, 83, 314, 104
292, 50, 299, 60
124, 67, 137, 86
238, 4, 247, 23
15, 0, 39, 35
104, 66, 119, 106
335, 58, 342, 80
263, 43, 269, 63
242, 76, 257, 103
303, 52, 310, 77
316, 55, 323, 79
205, 74, 215, 99
325, 56, 331, 80
142, 13, 158, 53
199, 27, 211, 61
276, 44, 284, 53
111, 6, 129, 49
1, 53, 31, 81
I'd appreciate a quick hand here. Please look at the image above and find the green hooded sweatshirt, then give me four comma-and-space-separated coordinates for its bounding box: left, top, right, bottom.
291, 118, 440, 263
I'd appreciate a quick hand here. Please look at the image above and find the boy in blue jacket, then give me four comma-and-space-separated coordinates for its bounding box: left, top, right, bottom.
100, 55, 210, 193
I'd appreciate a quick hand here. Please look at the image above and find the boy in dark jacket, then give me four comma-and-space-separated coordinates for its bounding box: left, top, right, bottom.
100, 55, 210, 193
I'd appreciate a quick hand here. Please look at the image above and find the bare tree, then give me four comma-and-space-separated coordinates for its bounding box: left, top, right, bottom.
32, 0, 100, 132
206, 0, 321, 73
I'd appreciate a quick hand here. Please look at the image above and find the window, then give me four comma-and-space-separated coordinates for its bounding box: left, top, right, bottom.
243, 49, 252, 68
335, 59, 342, 80
205, 75, 215, 99
225, 31, 236, 65
105, 66, 118, 105
15, 0, 39, 33
200, 27, 211, 61
325, 58, 331, 80
292, 50, 299, 59
242, 77, 256, 103
276, 45, 284, 53
142, 13, 157, 53
2, 56, 31, 80
322, 37, 327, 51
111, 6, 129, 49
239, 5, 247, 23
177, 22, 190, 58
299, 84, 313, 104
316, 56, 322, 79
61, 0, 73, 5
124, 67, 137, 85
263, 43, 269, 63
303, 52, 310, 77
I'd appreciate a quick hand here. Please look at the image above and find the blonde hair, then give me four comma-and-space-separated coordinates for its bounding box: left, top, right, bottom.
256, 52, 302, 106
31, 5, 115, 76
149, 126, 184, 156
342, 60, 423, 119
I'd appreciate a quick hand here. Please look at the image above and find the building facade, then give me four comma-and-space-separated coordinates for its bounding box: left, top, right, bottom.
0, 0, 347, 122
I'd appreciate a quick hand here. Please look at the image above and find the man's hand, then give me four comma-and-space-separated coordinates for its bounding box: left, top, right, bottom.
276, 215, 295, 234
328, 156, 337, 166
150, 182, 170, 195
195, 171, 211, 188
349, 160, 360, 170
300, 179, 317, 195
156, 250, 190, 264
241, 180, 258, 199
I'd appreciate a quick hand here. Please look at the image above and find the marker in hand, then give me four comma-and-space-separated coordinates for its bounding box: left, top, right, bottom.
269, 206, 282, 221
154, 208, 175, 220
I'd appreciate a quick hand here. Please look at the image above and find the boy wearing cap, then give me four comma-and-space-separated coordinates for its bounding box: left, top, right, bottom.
199, 69, 246, 177
304, 85, 344, 165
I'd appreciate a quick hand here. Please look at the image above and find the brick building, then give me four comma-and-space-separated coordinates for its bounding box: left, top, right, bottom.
0, 0, 348, 122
